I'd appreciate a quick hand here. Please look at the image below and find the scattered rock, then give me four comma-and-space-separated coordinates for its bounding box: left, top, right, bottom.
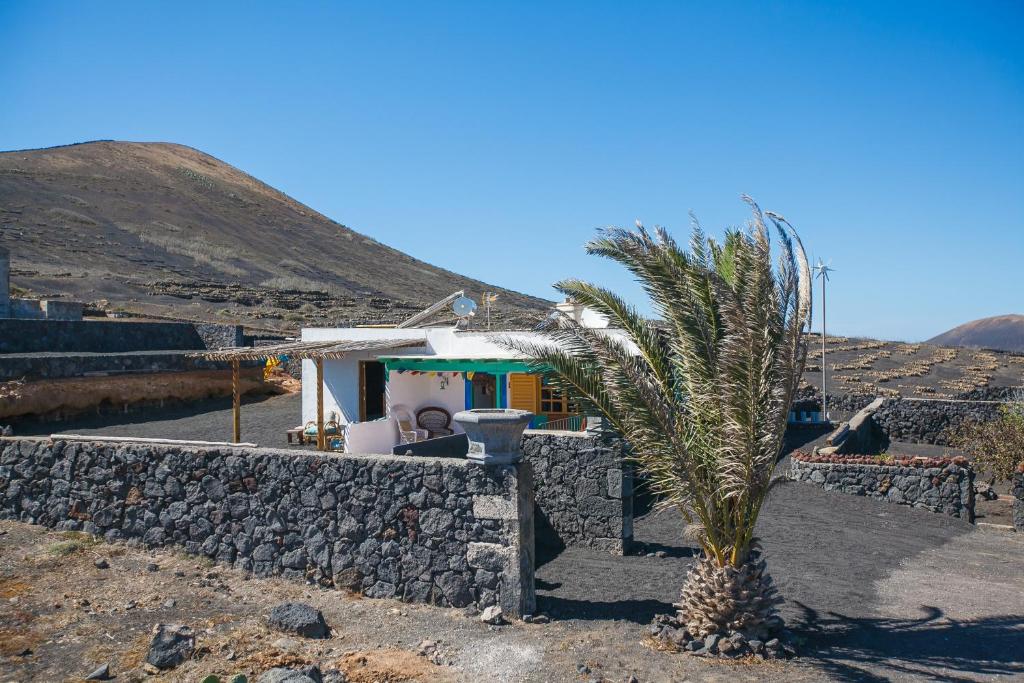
163, 599, 176, 609
257, 668, 320, 683
267, 602, 329, 639
145, 623, 195, 669
523, 613, 550, 624
272, 637, 300, 650
146, 562, 160, 572
654, 550, 667, 558
577, 664, 591, 674
975, 482, 999, 501
479, 605, 504, 625
84, 663, 112, 680
93, 558, 109, 569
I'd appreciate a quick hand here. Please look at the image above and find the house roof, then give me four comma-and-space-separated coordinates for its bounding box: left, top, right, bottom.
188, 338, 425, 362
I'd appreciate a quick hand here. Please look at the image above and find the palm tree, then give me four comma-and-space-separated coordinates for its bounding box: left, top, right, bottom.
505, 198, 812, 640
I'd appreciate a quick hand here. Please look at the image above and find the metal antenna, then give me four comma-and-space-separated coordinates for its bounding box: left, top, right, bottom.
814, 258, 835, 421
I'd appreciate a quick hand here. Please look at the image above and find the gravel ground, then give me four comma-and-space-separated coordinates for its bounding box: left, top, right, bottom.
12, 392, 305, 449
6, 397, 1024, 681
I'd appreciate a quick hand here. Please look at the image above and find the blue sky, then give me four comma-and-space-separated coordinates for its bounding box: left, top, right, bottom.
1, 1, 1021, 341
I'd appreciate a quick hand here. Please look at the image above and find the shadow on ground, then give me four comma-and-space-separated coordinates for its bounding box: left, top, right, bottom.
792, 602, 1024, 682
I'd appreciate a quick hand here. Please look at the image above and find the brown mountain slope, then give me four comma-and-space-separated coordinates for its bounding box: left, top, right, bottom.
928, 315, 1024, 353
0, 141, 550, 329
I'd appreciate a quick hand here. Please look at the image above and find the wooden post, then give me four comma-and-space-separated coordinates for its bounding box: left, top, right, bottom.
231, 359, 241, 443
316, 357, 325, 451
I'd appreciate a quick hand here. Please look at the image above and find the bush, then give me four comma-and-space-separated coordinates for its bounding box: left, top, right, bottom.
953, 399, 1024, 482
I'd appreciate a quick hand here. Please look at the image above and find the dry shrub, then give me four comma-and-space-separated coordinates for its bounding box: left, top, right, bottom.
953, 396, 1024, 482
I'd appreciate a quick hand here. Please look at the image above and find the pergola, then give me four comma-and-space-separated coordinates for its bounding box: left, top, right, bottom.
189, 338, 424, 449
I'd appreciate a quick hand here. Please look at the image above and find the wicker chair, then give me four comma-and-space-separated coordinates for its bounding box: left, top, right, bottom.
416, 406, 454, 439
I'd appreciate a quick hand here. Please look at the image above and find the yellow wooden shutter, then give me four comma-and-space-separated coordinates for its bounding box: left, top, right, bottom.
508, 373, 540, 413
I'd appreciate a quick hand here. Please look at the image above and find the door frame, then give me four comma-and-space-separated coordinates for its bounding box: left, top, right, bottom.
358, 360, 385, 422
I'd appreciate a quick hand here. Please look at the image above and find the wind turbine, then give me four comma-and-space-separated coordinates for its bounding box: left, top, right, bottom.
814, 258, 835, 421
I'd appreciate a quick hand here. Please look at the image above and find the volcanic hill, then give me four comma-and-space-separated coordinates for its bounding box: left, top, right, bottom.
0, 141, 550, 330
928, 314, 1024, 353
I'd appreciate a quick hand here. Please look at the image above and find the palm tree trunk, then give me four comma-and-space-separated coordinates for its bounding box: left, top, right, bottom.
676, 546, 783, 639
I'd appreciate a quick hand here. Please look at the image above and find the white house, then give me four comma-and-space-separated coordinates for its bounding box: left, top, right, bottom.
300, 310, 625, 435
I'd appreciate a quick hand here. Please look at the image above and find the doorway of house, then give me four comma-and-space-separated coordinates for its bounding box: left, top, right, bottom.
471, 372, 497, 409
359, 361, 386, 421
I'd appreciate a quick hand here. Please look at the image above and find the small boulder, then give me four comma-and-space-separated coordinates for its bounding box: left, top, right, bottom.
267, 602, 329, 639
93, 558, 109, 569
84, 663, 112, 680
694, 633, 720, 656
257, 668, 320, 683
145, 623, 195, 669
479, 605, 504, 625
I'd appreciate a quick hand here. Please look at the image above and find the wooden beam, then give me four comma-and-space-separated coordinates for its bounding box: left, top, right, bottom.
316, 357, 325, 451
231, 359, 241, 443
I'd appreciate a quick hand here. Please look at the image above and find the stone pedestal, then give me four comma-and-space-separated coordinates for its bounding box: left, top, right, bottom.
454, 409, 534, 465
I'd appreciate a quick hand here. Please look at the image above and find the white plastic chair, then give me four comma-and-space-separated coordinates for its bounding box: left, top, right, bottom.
391, 404, 428, 444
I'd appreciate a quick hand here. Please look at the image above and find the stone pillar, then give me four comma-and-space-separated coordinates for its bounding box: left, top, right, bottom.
466, 462, 536, 618
0, 246, 9, 319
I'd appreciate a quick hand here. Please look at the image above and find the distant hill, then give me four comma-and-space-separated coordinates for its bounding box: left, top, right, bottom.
928, 315, 1024, 353
0, 141, 550, 330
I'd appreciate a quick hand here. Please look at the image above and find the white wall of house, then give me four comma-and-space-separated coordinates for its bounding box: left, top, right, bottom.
386, 370, 468, 433
300, 354, 360, 426
299, 328, 429, 426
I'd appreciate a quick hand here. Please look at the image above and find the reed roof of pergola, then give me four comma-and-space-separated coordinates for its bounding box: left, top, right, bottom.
188, 338, 425, 362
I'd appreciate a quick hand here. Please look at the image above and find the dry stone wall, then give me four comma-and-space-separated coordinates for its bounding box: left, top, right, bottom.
0, 438, 535, 616
521, 429, 633, 555
0, 351, 241, 382
0, 319, 242, 354
790, 455, 974, 520
1012, 471, 1024, 532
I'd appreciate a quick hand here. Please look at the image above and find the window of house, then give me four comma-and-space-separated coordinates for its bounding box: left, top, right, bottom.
540, 381, 569, 415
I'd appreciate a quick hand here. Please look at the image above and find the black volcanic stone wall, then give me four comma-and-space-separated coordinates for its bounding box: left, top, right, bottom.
0, 438, 535, 614
791, 458, 975, 520
521, 430, 633, 555
873, 398, 1004, 446
192, 323, 244, 350
0, 319, 205, 354
791, 386, 876, 415
0, 351, 240, 381
0, 319, 243, 354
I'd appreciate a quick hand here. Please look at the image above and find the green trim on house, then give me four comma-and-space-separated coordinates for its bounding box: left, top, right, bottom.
379, 357, 536, 375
